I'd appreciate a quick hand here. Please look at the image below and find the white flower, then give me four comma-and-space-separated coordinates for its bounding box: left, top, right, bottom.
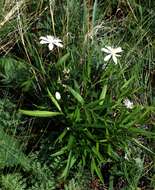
123, 98, 133, 109
101, 46, 123, 64
39, 35, 63, 50
63, 68, 70, 75
55, 91, 61, 100
124, 153, 129, 160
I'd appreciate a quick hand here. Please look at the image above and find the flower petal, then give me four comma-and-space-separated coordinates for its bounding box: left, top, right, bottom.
105, 46, 113, 52
48, 43, 54, 50
112, 55, 117, 64
39, 36, 50, 44
115, 54, 121, 57
53, 38, 62, 43
115, 47, 123, 53
40, 40, 49, 44
101, 47, 110, 53
47, 35, 54, 42
104, 54, 111, 62
39, 36, 48, 41
54, 42, 63, 48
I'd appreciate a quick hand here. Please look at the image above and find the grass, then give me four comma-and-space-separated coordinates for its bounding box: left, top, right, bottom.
0, 0, 155, 189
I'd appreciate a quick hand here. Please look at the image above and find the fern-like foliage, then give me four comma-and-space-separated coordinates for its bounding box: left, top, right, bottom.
0, 98, 30, 169
64, 171, 92, 190
1, 173, 26, 190
0, 127, 30, 170
26, 152, 59, 190
0, 98, 57, 189
0, 99, 20, 131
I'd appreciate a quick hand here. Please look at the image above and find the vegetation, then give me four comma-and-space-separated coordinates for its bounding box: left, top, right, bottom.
0, 0, 155, 189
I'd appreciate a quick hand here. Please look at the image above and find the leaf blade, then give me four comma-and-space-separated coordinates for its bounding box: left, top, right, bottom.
19, 109, 63, 117
68, 86, 84, 105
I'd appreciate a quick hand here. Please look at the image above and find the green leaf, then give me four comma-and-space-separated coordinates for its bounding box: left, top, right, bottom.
92, 0, 98, 27
84, 128, 96, 141
57, 129, 68, 143
51, 146, 68, 157
128, 127, 155, 138
67, 135, 76, 149
0, 57, 31, 86
68, 86, 84, 105
91, 158, 104, 183
92, 145, 105, 163
47, 88, 62, 112
84, 109, 92, 124
61, 151, 76, 179
19, 109, 63, 117
120, 77, 134, 91
56, 53, 70, 67
72, 107, 81, 122
99, 84, 107, 105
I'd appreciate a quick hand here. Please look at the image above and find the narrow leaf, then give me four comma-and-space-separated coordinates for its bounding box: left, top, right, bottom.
68, 86, 84, 105
92, 146, 105, 163
19, 109, 63, 117
57, 129, 68, 143
56, 53, 70, 67
61, 151, 76, 179
51, 146, 68, 157
121, 77, 134, 90
99, 84, 107, 105
91, 158, 104, 183
92, 0, 98, 27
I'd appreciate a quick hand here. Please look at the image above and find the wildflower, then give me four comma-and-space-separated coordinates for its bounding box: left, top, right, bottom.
124, 153, 129, 160
63, 68, 70, 75
101, 46, 123, 64
55, 91, 61, 100
39, 35, 63, 50
63, 68, 70, 80
123, 98, 133, 109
